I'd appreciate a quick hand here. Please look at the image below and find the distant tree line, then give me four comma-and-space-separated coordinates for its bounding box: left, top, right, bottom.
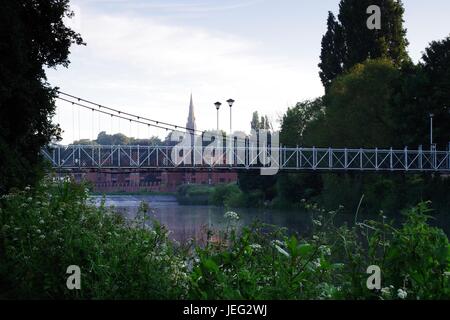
72, 131, 163, 146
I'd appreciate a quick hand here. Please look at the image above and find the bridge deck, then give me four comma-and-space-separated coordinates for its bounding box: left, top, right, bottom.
41, 145, 450, 173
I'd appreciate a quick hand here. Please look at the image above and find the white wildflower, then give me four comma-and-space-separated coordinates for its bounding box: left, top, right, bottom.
272, 239, 284, 246
312, 219, 322, 226
319, 245, 331, 256
397, 288, 407, 299
224, 211, 239, 220
381, 287, 391, 297
249, 244, 262, 250
312, 258, 321, 268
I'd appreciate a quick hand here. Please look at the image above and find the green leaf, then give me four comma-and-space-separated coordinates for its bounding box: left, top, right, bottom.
202, 258, 219, 274
298, 243, 313, 257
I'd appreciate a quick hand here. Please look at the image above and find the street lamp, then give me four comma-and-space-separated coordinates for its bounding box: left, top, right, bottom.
214, 101, 222, 132
227, 99, 235, 135
429, 113, 434, 147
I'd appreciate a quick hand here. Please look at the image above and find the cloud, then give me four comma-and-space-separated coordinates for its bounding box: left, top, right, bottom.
81, 0, 265, 13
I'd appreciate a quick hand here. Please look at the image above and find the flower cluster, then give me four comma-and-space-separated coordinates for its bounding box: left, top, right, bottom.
224, 211, 239, 221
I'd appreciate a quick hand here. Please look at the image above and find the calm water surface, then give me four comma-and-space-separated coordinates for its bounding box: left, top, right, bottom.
90, 195, 449, 243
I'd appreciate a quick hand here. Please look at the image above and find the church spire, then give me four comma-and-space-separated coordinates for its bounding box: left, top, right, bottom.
186, 93, 196, 133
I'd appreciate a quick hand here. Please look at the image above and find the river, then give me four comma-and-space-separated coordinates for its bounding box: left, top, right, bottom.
90, 195, 449, 243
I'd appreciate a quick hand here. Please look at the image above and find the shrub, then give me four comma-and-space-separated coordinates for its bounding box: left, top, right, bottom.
176, 184, 213, 205
0, 177, 188, 299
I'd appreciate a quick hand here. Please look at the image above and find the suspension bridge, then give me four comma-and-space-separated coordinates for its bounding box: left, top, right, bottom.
43, 91, 450, 173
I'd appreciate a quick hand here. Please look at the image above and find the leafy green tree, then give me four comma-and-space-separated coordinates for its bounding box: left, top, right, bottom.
419, 36, 450, 147
75, 131, 163, 146
321, 59, 400, 148
319, 0, 410, 87
279, 98, 324, 147
250, 111, 272, 131
276, 99, 325, 204
390, 36, 450, 149
0, 0, 83, 193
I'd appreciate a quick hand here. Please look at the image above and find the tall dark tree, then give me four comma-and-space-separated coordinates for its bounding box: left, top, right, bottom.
0, 0, 83, 193
319, 0, 409, 88
319, 12, 345, 89
419, 36, 450, 147
392, 36, 450, 148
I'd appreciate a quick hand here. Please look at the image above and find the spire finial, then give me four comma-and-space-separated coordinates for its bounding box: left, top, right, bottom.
186, 93, 196, 132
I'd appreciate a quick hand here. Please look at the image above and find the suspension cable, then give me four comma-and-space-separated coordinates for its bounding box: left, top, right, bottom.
57, 96, 189, 136
56, 90, 206, 135
56, 92, 256, 145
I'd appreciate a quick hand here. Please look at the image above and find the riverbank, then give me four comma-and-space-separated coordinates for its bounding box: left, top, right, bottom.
90, 190, 176, 196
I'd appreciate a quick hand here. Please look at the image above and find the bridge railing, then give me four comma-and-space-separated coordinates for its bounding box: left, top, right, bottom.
41, 145, 450, 172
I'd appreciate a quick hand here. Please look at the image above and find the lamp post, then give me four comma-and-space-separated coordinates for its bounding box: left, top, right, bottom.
429, 113, 434, 148
214, 102, 222, 132
227, 99, 235, 135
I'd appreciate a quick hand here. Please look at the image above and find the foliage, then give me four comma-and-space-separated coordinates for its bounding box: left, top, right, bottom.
0, 180, 448, 299
319, 0, 410, 87
189, 202, 449, 300
319, 11, 345, 89
279, 98, 325, 147
0, 178, 188, 299
276, 55, 450, 212
0, 0, 83, 194
73, 131, 163, 146
209, 184, 242, 206
392, 36, 450, 148
320, 59, 400, 148
177, 183, 266, 208
176, 184, 214, 205
250, 111, 272, 131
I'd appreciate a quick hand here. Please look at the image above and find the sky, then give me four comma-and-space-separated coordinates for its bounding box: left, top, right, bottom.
46, 0, 450, 144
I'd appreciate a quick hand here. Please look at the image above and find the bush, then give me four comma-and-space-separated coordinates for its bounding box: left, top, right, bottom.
189, 202, 449, 300
0, 177, 188, 299
176, 184, 213, 205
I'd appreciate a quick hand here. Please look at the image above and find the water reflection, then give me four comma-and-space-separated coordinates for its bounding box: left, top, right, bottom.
90, 195, 449, 243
